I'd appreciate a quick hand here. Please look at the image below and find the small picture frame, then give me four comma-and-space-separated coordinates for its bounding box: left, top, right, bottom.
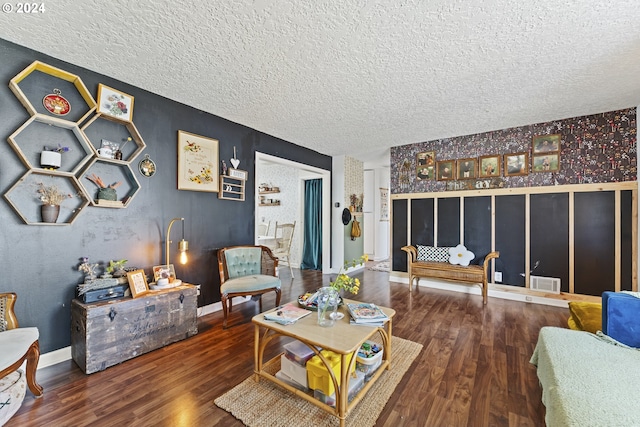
152, 264, 176, 282
416, 165, 435, 180
97, 84, 134, 122
532, 153, 560, 172
532, 134, 561, 154
504, 152, 529, 176
127, 269, 149, 298
416, 151, 436, 167
457, 158, 478, 180
98, 139, 119, 159
436, 160, 456, 181
478, 155, 501, 178
228, 168, 248, 180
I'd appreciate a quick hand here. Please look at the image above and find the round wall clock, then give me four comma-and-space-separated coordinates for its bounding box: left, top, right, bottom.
138, 154, 156, 177
42, 88, 71, 115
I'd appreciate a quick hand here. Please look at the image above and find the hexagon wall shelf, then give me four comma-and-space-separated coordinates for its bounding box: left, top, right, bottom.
79, 158, 141, 208
9, 60, 96, 124
4, 169, 90, 225
81, 112, 146, 163
7, 114, 95, 175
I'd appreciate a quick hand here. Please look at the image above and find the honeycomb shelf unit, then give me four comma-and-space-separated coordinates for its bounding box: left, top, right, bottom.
81, 112, 146, 163
3, 169, 90, 225
7, 114, 95, 175
9, 60, 96, 124
79, 158, 141, 208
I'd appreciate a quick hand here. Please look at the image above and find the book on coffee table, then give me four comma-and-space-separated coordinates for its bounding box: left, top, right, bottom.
264, 303, 312, 325
346, 302, 389, 324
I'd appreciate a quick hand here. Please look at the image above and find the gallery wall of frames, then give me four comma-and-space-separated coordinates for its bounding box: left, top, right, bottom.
390, 108, 638, 297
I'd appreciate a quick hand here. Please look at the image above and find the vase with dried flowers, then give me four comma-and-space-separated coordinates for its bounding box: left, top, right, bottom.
40, 144, 71, 169
36, 182, 73, 223
78, 256, 99, 283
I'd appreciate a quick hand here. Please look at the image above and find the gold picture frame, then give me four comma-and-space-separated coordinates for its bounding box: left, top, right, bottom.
96, 84, 134, 122
532, 153, 560, 172
127, 269, 149, 298
436, 160, 455, 181
478, 155, 501, 178
457, 158, 478, 180
504, 152, 529, 176
177, 130, 219, 192
532, 134, 561, 154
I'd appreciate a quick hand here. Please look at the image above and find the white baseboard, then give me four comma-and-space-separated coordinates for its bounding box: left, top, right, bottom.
39, 298, 239, 370
388, 274, 569, 308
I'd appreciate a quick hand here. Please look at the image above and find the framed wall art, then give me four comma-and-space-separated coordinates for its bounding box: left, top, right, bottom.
177, 130, 219, 192
479, 155, 501, 178
380, 187, 389, 221
416, 151, 436, 167
96, 84, 134, 122
457, 158, 477, 180
504, 152, 529, 177
436, 160, 455, 181
532, 134, 561, 153
127, 269, 149, 298
532, 153, 560, 172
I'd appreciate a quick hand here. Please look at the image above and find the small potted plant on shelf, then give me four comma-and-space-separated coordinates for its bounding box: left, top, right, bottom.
86, 173, 121, 202
40, 144, 71, 169
36, 182, 73, 223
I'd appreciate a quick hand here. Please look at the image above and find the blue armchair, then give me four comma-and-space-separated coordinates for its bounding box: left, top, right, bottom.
217, 245, 282, 328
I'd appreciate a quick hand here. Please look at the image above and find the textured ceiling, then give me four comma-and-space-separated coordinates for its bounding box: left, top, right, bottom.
1, 0, 640, 165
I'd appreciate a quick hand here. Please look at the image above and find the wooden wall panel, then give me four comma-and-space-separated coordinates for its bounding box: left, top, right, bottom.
574, 192, 616, 296
411, 198, 434, 246
495, 195, 526, 287
621, 190, 633, 291
437, 198, 460, 247
392, 199, 408, 272
530, 193, 570, 292
463, 196, 492, 265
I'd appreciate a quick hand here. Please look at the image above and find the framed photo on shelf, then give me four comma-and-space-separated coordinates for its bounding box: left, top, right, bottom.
127, 269, 149, 298
478, 155, 501, 178
152, 264, 176, 282
96, 84, 134, 122
532, 134, 561, 154
532, 153, 560, 172
457, 158, 477, 180
504, 152, 529, 176
436, 160, 455, 181
177, 130, 219, 192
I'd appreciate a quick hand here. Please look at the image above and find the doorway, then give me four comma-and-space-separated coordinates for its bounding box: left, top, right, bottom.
255, 152, 331, 275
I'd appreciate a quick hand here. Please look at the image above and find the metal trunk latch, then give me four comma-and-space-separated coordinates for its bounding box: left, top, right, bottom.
179, 293, 185, 304
108, 307, 117, 322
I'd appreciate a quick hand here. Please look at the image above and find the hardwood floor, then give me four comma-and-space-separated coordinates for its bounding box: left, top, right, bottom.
8, 266, 567, 427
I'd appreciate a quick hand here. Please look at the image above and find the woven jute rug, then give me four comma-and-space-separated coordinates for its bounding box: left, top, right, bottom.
214, 336, 422, 427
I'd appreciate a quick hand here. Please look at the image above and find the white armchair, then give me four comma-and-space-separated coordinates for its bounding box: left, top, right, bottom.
0, 292, 43, 423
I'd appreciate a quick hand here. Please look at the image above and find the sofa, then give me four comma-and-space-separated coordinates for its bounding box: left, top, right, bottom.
531, 292, 640, 426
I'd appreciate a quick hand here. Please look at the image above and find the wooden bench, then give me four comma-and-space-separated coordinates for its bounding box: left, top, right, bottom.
401, 246, 500, 304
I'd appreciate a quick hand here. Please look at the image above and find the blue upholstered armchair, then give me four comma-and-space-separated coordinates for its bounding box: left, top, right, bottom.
217, 245, 282, 328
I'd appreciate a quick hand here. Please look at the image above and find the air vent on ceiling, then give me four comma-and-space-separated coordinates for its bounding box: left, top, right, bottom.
530, 275, 561, 294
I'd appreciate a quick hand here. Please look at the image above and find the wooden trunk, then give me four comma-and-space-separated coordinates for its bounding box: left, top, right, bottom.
71, 284, 198, 374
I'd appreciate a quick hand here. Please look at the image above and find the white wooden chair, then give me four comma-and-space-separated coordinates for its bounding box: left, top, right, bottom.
272, 221, 296, 278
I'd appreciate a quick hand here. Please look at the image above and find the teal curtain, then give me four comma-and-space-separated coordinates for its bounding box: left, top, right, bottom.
301, 179, 322, 270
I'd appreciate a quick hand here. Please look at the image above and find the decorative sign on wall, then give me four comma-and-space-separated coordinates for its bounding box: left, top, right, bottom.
380, 187, 389, 221
446, 178, 505, 191
177, 130, 219, 192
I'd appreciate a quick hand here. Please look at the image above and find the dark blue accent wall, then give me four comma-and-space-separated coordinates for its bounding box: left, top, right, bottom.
0, 39, 332, 352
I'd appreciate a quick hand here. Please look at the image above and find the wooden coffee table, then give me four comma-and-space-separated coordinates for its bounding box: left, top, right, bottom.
252, 299, 396, 427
